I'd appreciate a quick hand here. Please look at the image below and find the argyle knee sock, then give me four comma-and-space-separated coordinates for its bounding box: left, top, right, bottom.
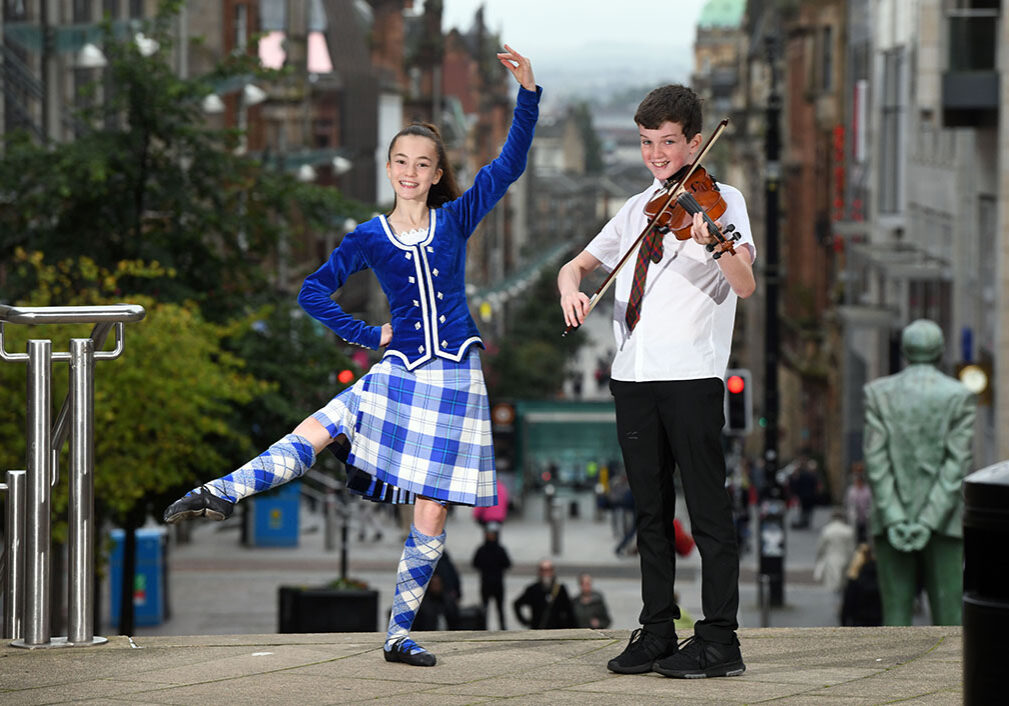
197, 433, 316, 504
384, 525, 446, 654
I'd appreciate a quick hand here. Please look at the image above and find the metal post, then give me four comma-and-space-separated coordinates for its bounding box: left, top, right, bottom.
760, 574, 771, 627
324, 491, 337, 552
549, 498, 562, 556
24, 340, 52, 647
760, 33, 786, 608
67, 338, 104, 645
3, 470, 27, 640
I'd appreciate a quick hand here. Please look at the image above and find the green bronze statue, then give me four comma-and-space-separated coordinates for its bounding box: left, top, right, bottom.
862, 319, 976, 625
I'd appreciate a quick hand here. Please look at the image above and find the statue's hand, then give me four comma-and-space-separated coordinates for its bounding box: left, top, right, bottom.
887, 523, 916, 552
905, 522, 931, 552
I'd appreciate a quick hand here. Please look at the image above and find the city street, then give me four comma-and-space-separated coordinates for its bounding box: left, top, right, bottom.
115, 494, 928, 639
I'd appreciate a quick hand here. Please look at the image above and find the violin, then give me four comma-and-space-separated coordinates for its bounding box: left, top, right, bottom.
643, 165, 740, 260
561, 118, 737, 336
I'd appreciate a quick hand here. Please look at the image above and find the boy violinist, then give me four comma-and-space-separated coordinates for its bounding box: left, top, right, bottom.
557, 84, 755, 678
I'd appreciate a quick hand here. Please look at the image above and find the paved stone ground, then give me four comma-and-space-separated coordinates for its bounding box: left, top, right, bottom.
0, 626, 963, 704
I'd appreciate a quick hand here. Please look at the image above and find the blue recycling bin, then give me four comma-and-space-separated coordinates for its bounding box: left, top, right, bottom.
109, 527, 166, 626
250, 480, 301, 547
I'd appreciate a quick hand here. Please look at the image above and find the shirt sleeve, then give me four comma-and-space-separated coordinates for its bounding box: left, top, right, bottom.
585, 197, 637, 272
297, 235, 383, 350
719, 185, 757, 263
442, 85, 541, 238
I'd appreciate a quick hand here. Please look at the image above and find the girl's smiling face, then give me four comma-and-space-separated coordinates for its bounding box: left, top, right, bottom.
638, 120, 702, 182
386, 134, 443, 204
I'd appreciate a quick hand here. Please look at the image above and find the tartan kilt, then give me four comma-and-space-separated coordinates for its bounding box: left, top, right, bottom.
311, 348, 498, 506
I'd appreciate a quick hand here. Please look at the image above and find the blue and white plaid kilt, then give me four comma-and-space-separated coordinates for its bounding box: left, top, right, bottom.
312, 348, 498, 507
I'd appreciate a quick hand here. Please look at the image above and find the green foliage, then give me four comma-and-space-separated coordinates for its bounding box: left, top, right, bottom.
0, 252, 268, 530
229, 301, 360, 451
0, 3, 370, 320
484, 270, 585, 401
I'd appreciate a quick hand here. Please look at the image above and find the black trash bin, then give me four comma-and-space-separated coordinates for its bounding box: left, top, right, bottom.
963, 461, 1009, 706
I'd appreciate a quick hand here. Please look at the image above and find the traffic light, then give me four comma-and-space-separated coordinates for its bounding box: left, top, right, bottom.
724, 368, 752, 435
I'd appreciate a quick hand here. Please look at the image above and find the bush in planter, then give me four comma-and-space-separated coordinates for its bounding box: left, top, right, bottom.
278, 578, 379, 633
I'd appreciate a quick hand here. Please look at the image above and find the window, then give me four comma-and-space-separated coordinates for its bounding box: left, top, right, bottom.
878, 48, 904, 215
946, 0, 999, 71
235, 4, 248, 52
820, 25, 833, 93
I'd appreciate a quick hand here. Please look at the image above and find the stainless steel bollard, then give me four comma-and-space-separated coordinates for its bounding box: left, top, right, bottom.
23, 340, 53, 648
68, 338, 102, 645
3, 470, 27, 640
550, 498, 563, 556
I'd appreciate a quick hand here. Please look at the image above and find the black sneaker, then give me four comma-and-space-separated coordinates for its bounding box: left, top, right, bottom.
606, 628, 677, 674
383, 637, 436, 667
653, 635, 745, 678
163, 486, 234, 524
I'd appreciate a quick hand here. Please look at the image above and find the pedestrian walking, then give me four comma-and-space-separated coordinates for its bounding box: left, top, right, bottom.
162, 46, 540, 668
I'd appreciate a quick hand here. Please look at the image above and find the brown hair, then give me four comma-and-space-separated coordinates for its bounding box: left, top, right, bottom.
387, 122, 461, 208
634, 84, 703, 140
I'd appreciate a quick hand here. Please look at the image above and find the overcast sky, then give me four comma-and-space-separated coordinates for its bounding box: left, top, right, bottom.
431, 0, 709, 100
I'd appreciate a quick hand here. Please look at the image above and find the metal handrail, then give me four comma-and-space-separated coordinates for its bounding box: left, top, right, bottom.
1, 303, 145, 648
0, 304, 146, 324
0, 304, 145, 364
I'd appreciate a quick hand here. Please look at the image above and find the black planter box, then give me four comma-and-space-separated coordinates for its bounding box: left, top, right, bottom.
278, 586, 379, 633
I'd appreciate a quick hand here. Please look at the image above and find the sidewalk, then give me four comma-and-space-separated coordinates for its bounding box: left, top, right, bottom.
0, 626, 963, 704
120, 496, 886, 638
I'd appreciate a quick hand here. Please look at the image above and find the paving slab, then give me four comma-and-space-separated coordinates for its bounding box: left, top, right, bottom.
0, 626, 963, 705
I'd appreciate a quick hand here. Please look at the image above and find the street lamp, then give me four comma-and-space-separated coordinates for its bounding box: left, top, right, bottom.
75, 43, 107, 69
201, 94, 225, 114
134, 33, 159, 57
332, 155, 352, 175
297, 164, 317, 182
242, 83, 267, 107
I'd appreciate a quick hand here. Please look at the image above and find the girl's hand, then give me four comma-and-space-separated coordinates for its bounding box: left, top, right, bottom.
379, 323, 393, 347
497, 44, 536, 92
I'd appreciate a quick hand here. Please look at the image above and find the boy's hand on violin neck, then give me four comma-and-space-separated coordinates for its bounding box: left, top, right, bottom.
497, 44, 536, 92
690, 212, 716, 246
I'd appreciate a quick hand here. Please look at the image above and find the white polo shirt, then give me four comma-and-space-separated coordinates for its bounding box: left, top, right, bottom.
585, 178, 755, 383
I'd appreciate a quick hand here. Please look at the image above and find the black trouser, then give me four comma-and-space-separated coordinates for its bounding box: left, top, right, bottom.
481, 584, 507, 630
611, 377, 739, 644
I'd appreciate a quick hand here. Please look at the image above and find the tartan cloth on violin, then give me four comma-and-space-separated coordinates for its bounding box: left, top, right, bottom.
312, 348, 498, 506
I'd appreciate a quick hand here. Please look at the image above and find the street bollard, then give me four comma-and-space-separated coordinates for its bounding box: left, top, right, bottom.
543, 484, 555, 523
549, 497, 563, 556
758, 496, 786, 607
962, 461, 1009, 706
324, 491, 337, 552
759, 574, 771, 627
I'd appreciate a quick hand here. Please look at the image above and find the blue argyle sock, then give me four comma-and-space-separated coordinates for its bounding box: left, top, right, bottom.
384, 525, 445, 654
197, 433, 316, 504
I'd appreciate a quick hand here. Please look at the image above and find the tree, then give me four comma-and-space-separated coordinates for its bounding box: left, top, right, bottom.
484, 269, 585, 401
0, 2, 371, 319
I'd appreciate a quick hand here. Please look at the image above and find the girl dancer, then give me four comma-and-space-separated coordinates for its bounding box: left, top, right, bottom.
164, 45, 538, 667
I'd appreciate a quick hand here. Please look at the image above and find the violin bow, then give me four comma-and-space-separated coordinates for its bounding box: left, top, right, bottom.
562, 118, 729, 336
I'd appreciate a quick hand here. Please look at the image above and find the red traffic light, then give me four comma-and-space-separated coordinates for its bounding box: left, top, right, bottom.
726, 374, 745, 395
338, 369, 355, 385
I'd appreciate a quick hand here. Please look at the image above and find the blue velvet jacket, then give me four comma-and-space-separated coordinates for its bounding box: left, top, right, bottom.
299, 85, 541, 370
